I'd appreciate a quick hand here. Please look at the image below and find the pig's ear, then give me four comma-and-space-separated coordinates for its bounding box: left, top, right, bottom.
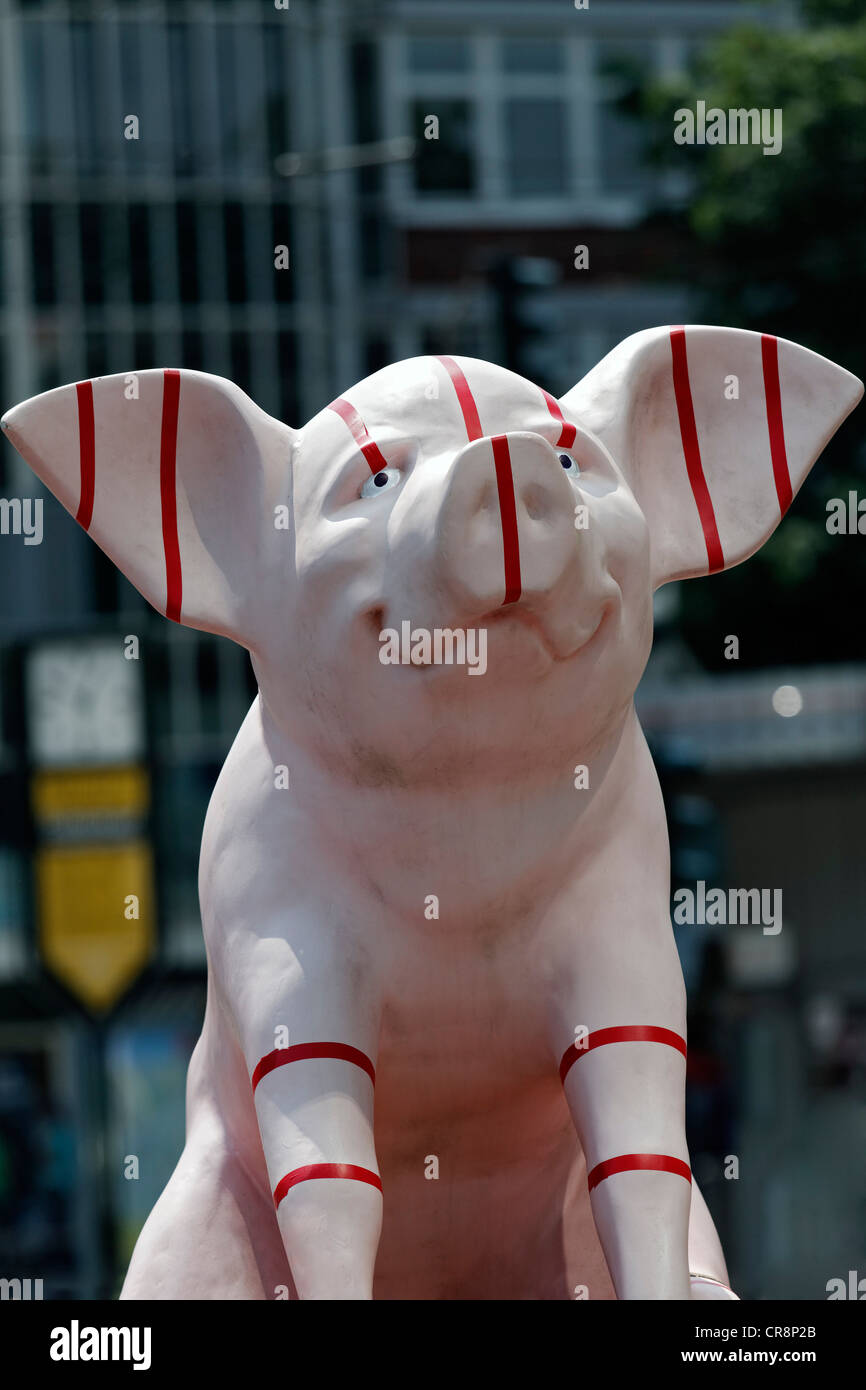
1, 369, 295, 647
560, 326, 863, 588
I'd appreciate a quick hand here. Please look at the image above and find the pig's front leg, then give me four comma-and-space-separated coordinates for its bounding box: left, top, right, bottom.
547, 895, 692, 1300
219, 923, 383, 1301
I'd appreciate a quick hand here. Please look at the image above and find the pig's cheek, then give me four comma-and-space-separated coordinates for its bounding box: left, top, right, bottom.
599, 507, 654, 668
295, 525, 386, 640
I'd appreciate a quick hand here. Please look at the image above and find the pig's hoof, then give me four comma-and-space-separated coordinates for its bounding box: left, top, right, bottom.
690, 1273, 740, 1300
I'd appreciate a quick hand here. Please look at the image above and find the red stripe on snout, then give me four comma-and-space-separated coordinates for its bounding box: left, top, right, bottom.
761, 334, 793, 515
328, 396, 389, 474
436, 355, 483, 440
670, 328, 724, 574
587, 1153, 692, 1193
160, 369, 182, 623
273, 1163, 383, 1210
436, 357, 522, 606
75, 381, 95, 530
491, 435, 522, 605
541, 388, 577, 450
252, 1042, 376, 1092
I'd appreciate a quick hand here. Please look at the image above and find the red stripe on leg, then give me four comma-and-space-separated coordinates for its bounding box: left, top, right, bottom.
75, 381, 95, 530
327, 397, 390, 474
669, 327, 724, 574
540, 388, 577, 449
559, 1025, 687, 1085
587, 1153, 691, 1192
273, 1163, 383, 1210
251, 1041, 376, 1092
761, 334, 793, 515
491, 434, 522, 605
160, 368, 182, 623
436, 355, 484, 441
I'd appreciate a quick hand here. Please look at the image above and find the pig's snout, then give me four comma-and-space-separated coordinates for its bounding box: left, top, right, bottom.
436, 432, 580, 613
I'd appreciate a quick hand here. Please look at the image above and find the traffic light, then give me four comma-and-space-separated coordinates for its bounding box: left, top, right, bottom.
488, 256, 561, 381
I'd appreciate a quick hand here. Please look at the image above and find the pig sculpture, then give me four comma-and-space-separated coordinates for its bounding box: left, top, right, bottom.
2, 326, 861, 1300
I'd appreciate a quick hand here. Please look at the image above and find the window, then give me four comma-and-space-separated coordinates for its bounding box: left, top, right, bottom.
30, 204, 56, 307
169, 25, 195, 178
271, 204, 293, 303
230, 331, 251, 396
393, 29, 664, 216
22, 24, 49, 177
501, 38, 564, 75
504, 99, 568, 197
128, 205, 152, 305
79, 204, 104, 306
176, 204, 200, 305
411, 99, 476, 194
223, 203, 247, 304
181, 330, 204, 372
407, 36, 472, 73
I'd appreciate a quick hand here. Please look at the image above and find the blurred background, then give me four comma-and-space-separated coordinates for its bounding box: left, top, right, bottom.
0, 0, 864, 1300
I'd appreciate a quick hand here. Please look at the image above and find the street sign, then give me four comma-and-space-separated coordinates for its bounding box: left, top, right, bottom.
36, 840, 155, 1014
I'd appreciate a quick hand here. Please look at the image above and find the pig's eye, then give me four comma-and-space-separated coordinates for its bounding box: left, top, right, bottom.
361, 467, 401, 498
559, 453, 581, 477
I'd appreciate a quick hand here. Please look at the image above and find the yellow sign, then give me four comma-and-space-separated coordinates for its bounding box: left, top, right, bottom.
31, 767, 149, 824
36, 841, 155, 1013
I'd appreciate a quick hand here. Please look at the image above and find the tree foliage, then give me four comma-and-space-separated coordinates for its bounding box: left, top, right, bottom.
631, 1, 866, 668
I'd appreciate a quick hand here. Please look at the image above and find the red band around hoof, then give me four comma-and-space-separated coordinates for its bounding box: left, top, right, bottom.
273, 1163, 383, 1209
587, 1153, 692, 1192
559, 1026, 687, 1084
252, 1042, 376, 1092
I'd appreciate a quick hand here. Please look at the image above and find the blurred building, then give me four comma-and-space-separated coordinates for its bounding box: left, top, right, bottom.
2, 0, 863, 1302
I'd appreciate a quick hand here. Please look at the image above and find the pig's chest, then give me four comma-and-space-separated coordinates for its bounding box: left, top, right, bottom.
370, 910, 560, 1132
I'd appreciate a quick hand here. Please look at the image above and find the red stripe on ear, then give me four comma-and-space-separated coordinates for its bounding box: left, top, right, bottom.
75, 381, 95, 530
160, 369, 182, 624
436, 355, 484, 441
669, 328, 724, 574
761, 334, 793, 515
587, 1153, 692, 1192
273, 1163, 383, 1209
491, 434, 522, 605
328, 397, 389, 474
541, 388, 577, 449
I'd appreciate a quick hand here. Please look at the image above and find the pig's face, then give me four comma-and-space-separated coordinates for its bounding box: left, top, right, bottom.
260, 356, 654, 784
4, 327, 860, 790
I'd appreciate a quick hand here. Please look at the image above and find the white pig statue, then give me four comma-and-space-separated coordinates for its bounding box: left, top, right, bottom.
2, 325, 861, 1299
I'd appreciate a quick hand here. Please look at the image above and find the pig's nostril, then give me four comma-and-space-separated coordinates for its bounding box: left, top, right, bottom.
522, 483, 554, 522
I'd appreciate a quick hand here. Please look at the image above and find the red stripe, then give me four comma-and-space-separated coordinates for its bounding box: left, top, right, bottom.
436, 355, 483, 440
761, 334, 792, 515
252, 1042, 376, 1092
541, 388, 577, 449
491, 434, 522, 605
560, 1025, 686, 1085
328, 397, 389, 474
436, 355, 522, 606
75, 381, 95, 530
273, 1163, 382, 1209
160, 369, 182, 623
587, 1153, 692, 1193
669, 328, 724, 574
